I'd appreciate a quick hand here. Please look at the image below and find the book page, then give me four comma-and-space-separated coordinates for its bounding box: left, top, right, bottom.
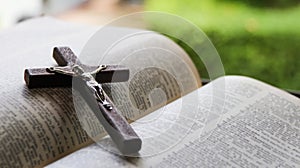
73, 25, 201, 121
0, 17, 96, 168
139, 76, 300, 167
48, 76, 300, 167
0, 17, 200, 167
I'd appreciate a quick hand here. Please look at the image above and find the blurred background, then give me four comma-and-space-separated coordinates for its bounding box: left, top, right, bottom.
0, 0, 299, 90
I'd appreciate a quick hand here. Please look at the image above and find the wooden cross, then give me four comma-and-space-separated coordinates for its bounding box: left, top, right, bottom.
24, 47, 142, 154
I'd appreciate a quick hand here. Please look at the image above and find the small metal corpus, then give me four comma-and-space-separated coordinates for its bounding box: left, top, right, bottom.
73, 65, 113, 111
47, 64, 107, 77
48, 64, 113, 111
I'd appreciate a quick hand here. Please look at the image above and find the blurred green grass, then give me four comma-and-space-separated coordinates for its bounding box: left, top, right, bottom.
145, 0, 300, 90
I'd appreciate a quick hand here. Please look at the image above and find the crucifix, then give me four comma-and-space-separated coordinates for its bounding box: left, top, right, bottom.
24, 47, 142, 154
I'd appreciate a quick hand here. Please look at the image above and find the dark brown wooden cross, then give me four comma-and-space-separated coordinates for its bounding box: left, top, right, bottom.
24, 47, 142, 154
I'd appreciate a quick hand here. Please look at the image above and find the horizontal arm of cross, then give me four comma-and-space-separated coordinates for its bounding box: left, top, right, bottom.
24, 47, 129, 88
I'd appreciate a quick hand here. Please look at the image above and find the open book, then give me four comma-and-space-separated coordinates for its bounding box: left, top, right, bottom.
0, 17, 299, 168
